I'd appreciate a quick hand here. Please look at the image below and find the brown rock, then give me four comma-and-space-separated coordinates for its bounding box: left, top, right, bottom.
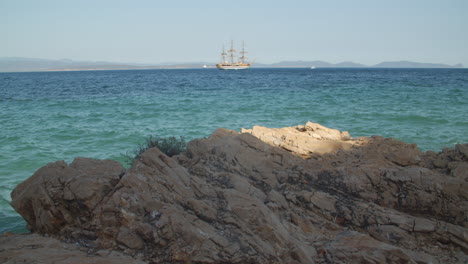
317, 231, 415, 263
450, 162, 468, 180
456, 144, 468, 158
0, 233, 145, 264
117, 227, 145, 250
7, 122, 468, 263
10, 158, 124, 234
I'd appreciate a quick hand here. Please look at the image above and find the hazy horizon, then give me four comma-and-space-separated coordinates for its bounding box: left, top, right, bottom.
0, 56, 464, 68
2, 0, 467, 66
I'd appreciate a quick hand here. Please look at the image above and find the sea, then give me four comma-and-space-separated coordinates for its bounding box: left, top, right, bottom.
1, 68, 467, 233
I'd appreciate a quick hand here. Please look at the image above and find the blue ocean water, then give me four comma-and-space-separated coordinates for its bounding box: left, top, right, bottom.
1, 68, 467, 233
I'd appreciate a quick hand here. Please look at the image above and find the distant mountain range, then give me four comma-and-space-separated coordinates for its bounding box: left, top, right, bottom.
372, 61, 464, 68
0, 57, 209, 72
253, 60, 463, 69
253, 60, 367, 68
0, 57, 464, 72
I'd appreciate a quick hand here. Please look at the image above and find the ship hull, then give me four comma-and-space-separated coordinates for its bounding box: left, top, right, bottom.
216, 64, 251, 70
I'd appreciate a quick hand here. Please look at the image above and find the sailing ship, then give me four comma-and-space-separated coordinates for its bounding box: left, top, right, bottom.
216, 41, 252, 70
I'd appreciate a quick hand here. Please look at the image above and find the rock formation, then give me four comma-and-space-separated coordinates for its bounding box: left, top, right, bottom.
0, 232, 145, 264
6, 122, 468, 263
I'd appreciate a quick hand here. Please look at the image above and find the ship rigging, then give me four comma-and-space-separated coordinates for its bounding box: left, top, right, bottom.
216, 41, 252, 70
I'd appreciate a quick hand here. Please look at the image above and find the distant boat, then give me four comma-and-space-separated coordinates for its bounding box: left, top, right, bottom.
216, 41, 252, 70
310, 66, 316, 69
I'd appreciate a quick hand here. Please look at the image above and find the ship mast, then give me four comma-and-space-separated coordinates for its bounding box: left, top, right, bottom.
221, 45, 227, 64
227, 40, 237, 64
239, 41, 248, 64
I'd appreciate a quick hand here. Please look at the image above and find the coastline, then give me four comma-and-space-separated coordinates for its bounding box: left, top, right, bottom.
0, 58, 464, 73
3, 122, 467, 263
2, 66, 467, 74
1, 67, 467, 236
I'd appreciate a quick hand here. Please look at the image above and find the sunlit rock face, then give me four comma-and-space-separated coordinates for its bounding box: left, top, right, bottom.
9, 122, 468, 263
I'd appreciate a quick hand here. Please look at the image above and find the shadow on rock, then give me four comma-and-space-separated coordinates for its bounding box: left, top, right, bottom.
7, 122, 468, 263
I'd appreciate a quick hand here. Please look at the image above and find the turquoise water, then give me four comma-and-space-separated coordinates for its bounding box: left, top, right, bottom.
1, 68, 467, 233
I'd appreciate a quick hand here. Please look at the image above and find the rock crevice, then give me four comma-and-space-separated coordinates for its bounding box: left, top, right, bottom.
5, 122, 468, 263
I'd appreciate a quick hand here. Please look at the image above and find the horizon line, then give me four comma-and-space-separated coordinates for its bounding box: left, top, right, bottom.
0, 56, 464, 67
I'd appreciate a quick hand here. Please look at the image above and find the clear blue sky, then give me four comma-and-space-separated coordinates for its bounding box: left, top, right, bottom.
1, 0, 467, 66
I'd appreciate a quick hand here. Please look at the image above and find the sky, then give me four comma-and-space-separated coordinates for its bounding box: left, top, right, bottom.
1, 0, 468, 66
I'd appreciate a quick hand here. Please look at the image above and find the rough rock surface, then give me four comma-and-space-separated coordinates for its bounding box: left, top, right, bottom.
241, 121, 353, 156
0, 232, 145, 264
8, 122, 468, 263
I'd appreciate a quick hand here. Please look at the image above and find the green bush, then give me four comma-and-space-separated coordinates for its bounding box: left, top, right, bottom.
126, 136, 187, 165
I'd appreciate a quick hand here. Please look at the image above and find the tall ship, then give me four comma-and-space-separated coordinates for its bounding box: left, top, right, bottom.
216, 41, 252, 70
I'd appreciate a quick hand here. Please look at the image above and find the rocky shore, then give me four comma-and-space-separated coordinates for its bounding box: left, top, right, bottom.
2, 122, 467, 263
